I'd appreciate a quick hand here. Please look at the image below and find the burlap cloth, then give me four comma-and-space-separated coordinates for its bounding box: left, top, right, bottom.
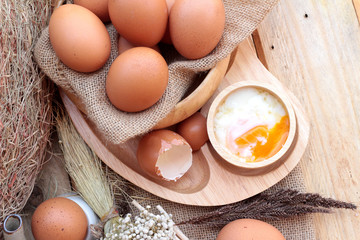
35, 0, 282, 145
127, 165, 315, 240
34, 0, 316, 239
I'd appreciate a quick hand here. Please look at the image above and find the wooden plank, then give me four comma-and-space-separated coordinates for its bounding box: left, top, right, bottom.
353, 0, 360, 22
252, 29, 269, 69
254, 0, 360, 239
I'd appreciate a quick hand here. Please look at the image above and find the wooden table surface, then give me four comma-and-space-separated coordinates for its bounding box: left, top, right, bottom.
252, 0, 360, 239
20, 1, 360, 239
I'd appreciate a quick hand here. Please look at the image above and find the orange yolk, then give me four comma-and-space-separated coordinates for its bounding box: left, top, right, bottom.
234, 116, 289, 162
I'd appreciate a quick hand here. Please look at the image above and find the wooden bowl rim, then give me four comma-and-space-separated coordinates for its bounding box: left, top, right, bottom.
207, 81, 297, 171
153, 55, 230, 129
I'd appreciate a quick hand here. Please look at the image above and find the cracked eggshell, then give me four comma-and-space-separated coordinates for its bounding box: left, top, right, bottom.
137, 129, 193, 182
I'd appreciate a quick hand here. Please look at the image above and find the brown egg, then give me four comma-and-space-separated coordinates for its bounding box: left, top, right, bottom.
170, 0, 225, 59
31, 197, 88, 240
74, 0, 110, 22
216, 219, 286, 240
109, 0, 168, 47
177, 112, 208, 151
106, 47, 168, 112
161, 0, 176, 45
137, 129, 192, 181
49, 4, 111, 72
117, 36, 160, 55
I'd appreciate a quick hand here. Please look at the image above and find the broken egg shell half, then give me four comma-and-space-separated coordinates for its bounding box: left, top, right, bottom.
137, 129, 193, 182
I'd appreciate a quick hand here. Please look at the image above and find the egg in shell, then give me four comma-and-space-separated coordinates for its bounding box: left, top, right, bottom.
49, 4, 111, 73
137, 129, 192, 181
31, 197, 88, 240
117, 36, 160, 55
74, 0, 110, 22
177, 112, 209, 151
161, 0, 176, 44
109, 0, 168, 46
216, 219, 286, 240
169, 0, 225, 59
106, 47, 168, 112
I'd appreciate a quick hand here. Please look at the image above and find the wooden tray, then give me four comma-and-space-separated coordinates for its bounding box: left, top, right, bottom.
61, 38, 310, 206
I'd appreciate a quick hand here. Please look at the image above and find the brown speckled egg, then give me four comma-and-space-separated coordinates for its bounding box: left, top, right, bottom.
31, 197, 88, 240
216, 219, 286, 240
118, 36, 160, 55
49, 4, 111, 72
161, 0, 176, 44
170, 0, 225, 59
108, 0, 168, 46
74, 0, 110, 22
177, 112, 208, 151
106, 47, 168, 112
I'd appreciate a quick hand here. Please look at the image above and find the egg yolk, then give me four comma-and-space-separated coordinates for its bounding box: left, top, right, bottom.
234, 116, 289, 162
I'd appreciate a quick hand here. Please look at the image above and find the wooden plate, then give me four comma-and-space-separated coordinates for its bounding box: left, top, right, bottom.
61, 38, 310, 206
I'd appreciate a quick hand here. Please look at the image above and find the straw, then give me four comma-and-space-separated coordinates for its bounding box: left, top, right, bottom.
56, 108, 113, 219
0, 0, 53, 235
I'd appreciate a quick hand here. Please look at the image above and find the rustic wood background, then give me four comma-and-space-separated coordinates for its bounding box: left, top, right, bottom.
254, 0, 360, 239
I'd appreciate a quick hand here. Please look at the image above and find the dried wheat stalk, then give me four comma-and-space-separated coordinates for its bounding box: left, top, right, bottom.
177, 189, 357, 226
56, 108, 114, 219
0, 0, 53, 234
56, 107, 125, 238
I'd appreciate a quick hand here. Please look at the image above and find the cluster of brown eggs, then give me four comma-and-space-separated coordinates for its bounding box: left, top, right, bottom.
49, 0, 225, 112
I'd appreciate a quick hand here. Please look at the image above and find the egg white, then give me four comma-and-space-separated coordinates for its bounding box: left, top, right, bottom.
214, 87, 287, 161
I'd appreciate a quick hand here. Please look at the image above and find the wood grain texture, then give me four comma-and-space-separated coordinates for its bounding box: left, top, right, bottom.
353, 0, 360, 22
254, 0, 360, 239
61, 39, 310, 206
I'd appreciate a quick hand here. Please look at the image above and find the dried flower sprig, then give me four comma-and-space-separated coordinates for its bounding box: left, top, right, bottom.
102, 203, 176, 240
177, 189, 357, 226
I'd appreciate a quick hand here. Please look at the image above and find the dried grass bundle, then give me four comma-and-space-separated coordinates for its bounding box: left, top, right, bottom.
56, 108, 114, 219
0, 0, 53, 234
56, 108, 123, 238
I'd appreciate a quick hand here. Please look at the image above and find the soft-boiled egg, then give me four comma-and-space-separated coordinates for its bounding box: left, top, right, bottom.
213, 87, 290, 163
